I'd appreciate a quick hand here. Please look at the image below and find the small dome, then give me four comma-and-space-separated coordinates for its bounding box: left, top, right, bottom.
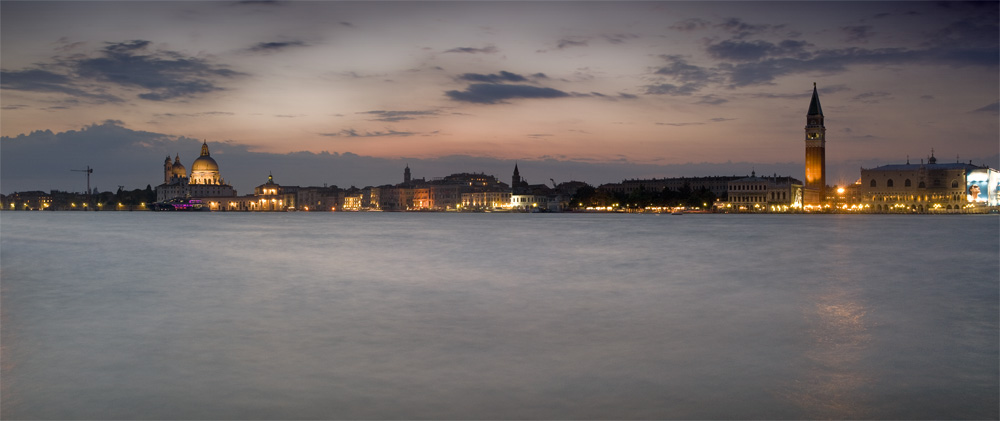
191, 155, 219, 172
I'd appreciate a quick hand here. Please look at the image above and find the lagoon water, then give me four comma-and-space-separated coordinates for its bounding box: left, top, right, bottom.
1, 212, 997, 419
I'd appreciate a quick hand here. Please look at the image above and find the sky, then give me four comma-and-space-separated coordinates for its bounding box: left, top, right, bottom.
2, 1, 998, 194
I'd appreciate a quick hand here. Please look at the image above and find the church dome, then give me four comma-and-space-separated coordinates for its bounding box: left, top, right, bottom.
171, 157, 186, 177
191, 141, 219, 172
191, 155, 219, 172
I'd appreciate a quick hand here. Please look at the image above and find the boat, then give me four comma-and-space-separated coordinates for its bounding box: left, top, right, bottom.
150, 197, 208, 211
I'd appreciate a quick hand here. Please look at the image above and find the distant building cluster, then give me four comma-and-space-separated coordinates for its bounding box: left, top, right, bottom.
3, 85, 998, 213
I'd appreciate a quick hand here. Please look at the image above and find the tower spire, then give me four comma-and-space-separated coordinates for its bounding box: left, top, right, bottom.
808, 83, 823, 116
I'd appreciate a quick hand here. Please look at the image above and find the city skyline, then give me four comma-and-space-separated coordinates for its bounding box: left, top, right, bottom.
2, 1, 998, 194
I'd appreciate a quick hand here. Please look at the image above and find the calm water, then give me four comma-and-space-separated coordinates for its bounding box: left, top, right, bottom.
1, 212, 997, 420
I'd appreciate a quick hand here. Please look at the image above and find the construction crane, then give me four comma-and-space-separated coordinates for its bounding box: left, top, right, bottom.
71, 166, 93, 195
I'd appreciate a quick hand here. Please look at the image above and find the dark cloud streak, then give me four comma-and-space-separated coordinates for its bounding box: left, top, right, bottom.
446, 84, 569, 104
1, 40, 245, 103
444, 45, 498, 54
458, 71, 528, 83
359, 110, 439, 122
248, 40, 307, 53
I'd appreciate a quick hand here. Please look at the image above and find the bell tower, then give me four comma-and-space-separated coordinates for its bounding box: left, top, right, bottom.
512, 163, 523, 193
164, 155, 173, 184
804, 83, 826, 206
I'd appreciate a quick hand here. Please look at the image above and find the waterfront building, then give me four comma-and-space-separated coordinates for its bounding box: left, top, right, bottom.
2, 191, 52, 210
370, 168, 511, 210
342, 193, 363, 211
725, 172, 803, 212
803, 83, 827, 206
461, 191, 512, 210
155, 141, 236, 201
599, 176, 741, 198
511, 194, 555, 211
860, 152, 999, 213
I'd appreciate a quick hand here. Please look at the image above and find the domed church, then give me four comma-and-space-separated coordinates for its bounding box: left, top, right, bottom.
190, 141, 223, 185
155, 141, 236, 202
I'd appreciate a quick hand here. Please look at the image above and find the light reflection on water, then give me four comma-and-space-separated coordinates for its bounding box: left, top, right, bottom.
1, 212, 997, 419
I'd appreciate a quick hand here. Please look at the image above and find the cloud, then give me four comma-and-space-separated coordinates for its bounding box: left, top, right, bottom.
657, 117, 734, 127
458, 71, 528, 83
644, 83, 699, 96
319, 128, 419, 138
706, 39, 810, 62
670, 18, 710, 32
971, 101, 999, 114
696, 95, 728, 105
444, 45, 498, 54
654, 55, 717, 84
557, 38, 589, 49
0, 69, 122, 103
851, 91, 892, 104
645, 55, 718, 96
359, 110, 439, 122
248, 40, 307, 53
716, 18, 784, 39
716, 40, 997, 87
657, 122, 704, 127
686, 12, 997, 89
445, 83, 570, 104
603, 33, 639, 44
153, 111, 235, 118
1, 40, 246, 103
841, 25, 874, 44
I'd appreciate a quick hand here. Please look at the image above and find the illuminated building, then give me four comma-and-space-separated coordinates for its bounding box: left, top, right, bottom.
155, 141, 236, 201
371, 167, 511, 210
803, 83, 826, 206
461, 191, 512, 210
511, 194, 556, 211
726, 172, 803, 212
598, 176, 740, 198
1, 191, 52, 210
861, 152, 999, 213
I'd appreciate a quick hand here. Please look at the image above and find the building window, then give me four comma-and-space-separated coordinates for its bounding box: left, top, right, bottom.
905, 179, 911, 187
870, 179, 877, 187
918, 181, 926, 188
887, 179, 894, 187
951, 180, 959, 188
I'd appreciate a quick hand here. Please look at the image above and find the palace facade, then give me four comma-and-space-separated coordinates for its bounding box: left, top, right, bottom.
860, 153, 999, 213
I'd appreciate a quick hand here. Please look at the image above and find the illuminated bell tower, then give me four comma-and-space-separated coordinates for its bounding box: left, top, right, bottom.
804, 83, 826, 205
164, 155, 173, 184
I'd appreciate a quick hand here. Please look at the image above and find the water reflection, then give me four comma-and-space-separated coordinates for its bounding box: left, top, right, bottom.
789, 249, 873, 419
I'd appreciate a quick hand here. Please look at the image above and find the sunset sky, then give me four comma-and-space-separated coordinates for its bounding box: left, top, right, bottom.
2, 1, 997, 194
